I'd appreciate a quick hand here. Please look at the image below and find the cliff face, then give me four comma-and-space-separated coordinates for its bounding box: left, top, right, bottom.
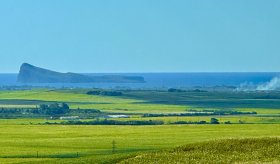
17, 63, 145, 83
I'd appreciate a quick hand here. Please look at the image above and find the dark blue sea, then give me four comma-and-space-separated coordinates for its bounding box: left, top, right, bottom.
0, 73, 280, 89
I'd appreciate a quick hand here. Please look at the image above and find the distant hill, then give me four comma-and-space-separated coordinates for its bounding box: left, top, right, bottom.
17, 63, 145, 83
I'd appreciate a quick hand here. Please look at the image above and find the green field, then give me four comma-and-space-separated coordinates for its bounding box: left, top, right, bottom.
0, 124, 280, 163
1, 89, 280, 114
0, 89, 279, 163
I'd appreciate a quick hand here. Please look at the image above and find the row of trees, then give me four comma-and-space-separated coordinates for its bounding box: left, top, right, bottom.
171, 118, 220, 125
143, 110, 257, 117
0, 103, 103, 118
87, 90, 123, 96
0, 108, 28, 114
44, 119, 164, 125
44, 118, 223, 125
168, 88, 207, 93
0, 103, 70, 117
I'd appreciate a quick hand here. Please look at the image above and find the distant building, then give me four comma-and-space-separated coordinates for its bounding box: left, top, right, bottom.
106, 115, 130, 118
59, 116, 79, 120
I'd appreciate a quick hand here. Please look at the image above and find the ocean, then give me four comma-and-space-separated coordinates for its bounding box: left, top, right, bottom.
0, 73, 280, 89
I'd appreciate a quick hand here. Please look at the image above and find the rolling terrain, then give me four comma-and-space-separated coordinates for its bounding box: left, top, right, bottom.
120, 138, 280, 164
0, 88, 279, 163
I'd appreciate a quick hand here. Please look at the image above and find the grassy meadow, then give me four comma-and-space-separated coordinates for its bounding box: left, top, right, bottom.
0, 88, 279, 163
0, 124, 280, 163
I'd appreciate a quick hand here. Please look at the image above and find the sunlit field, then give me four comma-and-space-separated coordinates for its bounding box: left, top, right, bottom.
0, 89, 279, 163
0, 124, 280, 163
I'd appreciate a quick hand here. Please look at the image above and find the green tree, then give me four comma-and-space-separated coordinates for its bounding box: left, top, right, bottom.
210, 118, 219, 124
39, 103, 70, 115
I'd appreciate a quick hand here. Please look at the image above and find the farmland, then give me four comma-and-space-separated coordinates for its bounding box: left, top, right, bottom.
0, 124, 280, 163
0, 88, 279, 163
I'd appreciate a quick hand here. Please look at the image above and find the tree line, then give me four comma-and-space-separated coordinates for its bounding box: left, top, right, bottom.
44, 119, 164, 125
0, 103, 71, 116
87, 90, 123, 96
143, 110, 257, 117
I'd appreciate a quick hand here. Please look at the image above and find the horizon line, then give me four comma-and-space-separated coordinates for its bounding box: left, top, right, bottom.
1, 71, 280, 74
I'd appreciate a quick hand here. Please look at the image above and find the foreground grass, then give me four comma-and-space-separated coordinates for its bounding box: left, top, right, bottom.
0, 124, 279, 163
120, 138, 280, 164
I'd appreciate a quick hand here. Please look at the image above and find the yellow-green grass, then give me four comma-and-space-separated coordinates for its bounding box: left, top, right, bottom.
120, 138, 280, 164
0, 90, 189, 113
0, 90, 279, 114
0, 89, 138, 104
70, 103, 188, 113
0, 124, 279, 163
0, 104, 36, 108
0, 118, 64, 125
0, 89, 279, 163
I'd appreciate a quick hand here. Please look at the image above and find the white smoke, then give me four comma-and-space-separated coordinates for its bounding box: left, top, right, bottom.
235, 77, 280, 91
256, 77, 280, 91
235, 82, 256, 91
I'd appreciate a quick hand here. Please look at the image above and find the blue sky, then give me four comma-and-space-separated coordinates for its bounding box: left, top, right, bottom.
0, 0, 279, 73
